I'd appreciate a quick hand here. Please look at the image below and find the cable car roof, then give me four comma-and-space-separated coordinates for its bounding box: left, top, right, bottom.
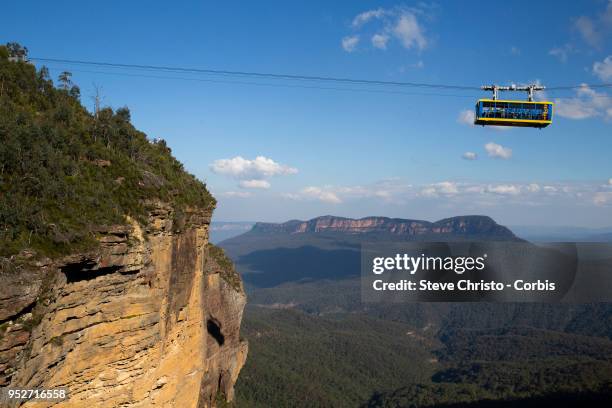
476, 99, 554, 105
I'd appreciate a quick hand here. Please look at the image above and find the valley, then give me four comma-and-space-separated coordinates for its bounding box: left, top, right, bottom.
219, 216, 612, 407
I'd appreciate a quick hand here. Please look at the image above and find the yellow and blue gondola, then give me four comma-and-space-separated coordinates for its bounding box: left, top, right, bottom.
474, 99, 553, 128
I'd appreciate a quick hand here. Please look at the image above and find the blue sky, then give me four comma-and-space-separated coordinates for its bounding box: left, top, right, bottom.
2, 1, 611, 226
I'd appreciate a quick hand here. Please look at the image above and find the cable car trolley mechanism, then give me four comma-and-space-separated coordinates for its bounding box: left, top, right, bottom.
474, 84, 553, 128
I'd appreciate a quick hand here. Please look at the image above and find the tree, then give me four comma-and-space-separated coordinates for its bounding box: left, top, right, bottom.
0, 45, 9, 60
6, 42, 28, 60
58, 71, 73, 90
116, 106, 131, 122
90, 84, 104, 142
0, 50, 215, 257
90, 83, 105, 116
38, 66, 50, 82
69, 85, 81, 99
98, 107, 115, 147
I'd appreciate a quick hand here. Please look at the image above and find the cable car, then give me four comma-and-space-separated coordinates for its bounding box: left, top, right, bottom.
474, 84, 553, 128
474, 99, 553, 128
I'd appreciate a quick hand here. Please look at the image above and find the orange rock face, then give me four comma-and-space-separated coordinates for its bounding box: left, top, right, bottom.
0, 203, 247, 407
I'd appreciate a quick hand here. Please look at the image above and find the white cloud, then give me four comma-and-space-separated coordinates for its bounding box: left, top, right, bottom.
352, 8, 387, 27
462, 152, 477, 160
510, 46, 521, 55
210, 155, 297, 188
485, 142, 512, 159
593, 178, 612, 206
464, 185, 485, 194
554, 84, 612, 120
457, 109, 475, 126
279, 179, 612, 210
419, 186, 437, 197
555, 98, 597, 119
543, 185, 558, 193
283, 180, 413, 205
487, 184, 521, 195
420, 181, 459, 197
345, 7, 429, 52
527, 183, 541, 193
436, 181, 459, 194
239, 179, 271, 189
575, 16, 599, 48
280, 192, 300, 200
548, 44, 574, 63
210, 156, 297, 179
371, 33, 390, 49
341, 35, 360, 52
392, 12, 427, 50
217, 191, 252, 198
338, 179, 412, 202
300, 187, 342, 204
573, 1, 612, 48
594, 192, 612, 206
593, 55, 612, 80
419, 181, 576, 199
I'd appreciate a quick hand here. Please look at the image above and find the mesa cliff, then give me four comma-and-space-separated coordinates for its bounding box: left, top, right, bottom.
251, 215, 518, 240
0, 202, 247, 407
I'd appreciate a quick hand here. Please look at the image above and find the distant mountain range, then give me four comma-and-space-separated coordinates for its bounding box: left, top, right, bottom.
250, 215, 518, 240
220, 215, 520, 288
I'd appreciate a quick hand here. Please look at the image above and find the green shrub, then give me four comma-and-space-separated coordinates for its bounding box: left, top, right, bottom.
0, 43, 215, 259
208, 244, 242, 291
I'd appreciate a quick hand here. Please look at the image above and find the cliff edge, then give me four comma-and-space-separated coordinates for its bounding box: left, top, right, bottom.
0, 44, 247, 407
251, 215, 518, 240
1, 203, 247, 407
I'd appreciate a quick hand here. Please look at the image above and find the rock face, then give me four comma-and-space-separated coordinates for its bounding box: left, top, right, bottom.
252, 215, 518, 240
0, 202, 247, 407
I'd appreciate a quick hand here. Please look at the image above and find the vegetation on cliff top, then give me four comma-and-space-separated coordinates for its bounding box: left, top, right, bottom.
0, 43, 215, 258
208, 243, 243, 292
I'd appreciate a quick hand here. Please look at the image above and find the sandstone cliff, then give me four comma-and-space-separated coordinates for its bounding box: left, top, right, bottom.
0, 202, 247, 407
251, 215, 518, 240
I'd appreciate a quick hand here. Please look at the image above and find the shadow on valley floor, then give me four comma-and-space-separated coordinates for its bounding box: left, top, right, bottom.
237, 245, 360, 288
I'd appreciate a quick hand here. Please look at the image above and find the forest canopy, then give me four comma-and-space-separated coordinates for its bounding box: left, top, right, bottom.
0, 43, 215, 258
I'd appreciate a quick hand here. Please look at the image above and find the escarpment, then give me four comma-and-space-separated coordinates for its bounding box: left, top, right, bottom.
0, 202, 247, 407
0, 46, 247, 407
251, 215, 518, 240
